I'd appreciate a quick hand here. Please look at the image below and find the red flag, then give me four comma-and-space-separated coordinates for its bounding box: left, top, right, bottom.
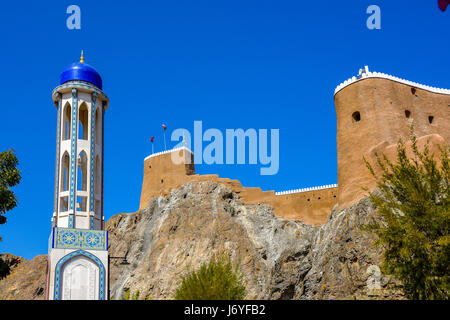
150, 136, 155, 143
162, 124, 167, 130
439, 0, 449, 11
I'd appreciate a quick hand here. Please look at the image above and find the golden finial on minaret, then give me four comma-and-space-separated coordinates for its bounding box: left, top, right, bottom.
80, 50, 85, 63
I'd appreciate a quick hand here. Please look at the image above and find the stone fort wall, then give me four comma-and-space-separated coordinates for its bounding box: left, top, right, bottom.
334, 71, 450, 209
139, 69, 450, 226
139, 148, 337, 226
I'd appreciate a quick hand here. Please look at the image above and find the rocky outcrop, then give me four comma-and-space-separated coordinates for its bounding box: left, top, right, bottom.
140, 149, 336, 226
108, 181, 405, 300
296, 196, 404, 299
0, 181, 405, 300
0, 254, 47, 300
0, 253, 25, 272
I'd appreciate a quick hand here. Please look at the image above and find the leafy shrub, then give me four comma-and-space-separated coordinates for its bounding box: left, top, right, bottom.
0, 258, 10, 280
0, 150, 21, 241
175, 256, 246, 300
364, 132, 449, 300
117, 289, 151, 300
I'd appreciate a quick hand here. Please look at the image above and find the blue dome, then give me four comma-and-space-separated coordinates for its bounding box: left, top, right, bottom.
60, 62, 103, 90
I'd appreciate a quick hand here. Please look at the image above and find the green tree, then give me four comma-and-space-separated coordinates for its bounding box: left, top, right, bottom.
0, 258, 10, 280
175, 256, 246, 300
364, 134, 449, 300
0, 149, 21, 279
0, 149, 21, 241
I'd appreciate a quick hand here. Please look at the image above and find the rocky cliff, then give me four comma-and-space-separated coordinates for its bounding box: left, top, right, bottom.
108, 181, 404, 300
0, 181, 405, 300
0, 254, 47, 300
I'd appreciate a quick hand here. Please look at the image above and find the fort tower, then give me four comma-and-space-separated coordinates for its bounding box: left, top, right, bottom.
139, 67, 450, 225
334, 67, 450, 209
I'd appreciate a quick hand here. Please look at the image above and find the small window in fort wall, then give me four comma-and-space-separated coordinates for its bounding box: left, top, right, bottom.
411, 87, 416, 95
352, 111, 361, 122
428, 116, 434, 124
405, 110, 411, 118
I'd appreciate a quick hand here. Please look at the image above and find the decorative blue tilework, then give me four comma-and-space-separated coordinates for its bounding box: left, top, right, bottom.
53, 227, 107, 250
68, 89, 78, 228
54, 249, 106, 300
89, 92, 98, 229
54, 95, 62, 217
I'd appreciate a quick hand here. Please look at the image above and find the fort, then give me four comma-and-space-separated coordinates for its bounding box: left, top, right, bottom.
139, 67, 450, 226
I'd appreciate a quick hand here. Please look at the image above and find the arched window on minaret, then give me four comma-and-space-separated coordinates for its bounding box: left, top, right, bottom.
95, 108, 101, 143
76, 151, 88, 213
94, 155, 100, 195
62, 102, 71, 141
78, 103, 89, 140
94, 155, 101, 215
59, 152, 70, 213
77, 151, 88, 191
60, 152, 70, 192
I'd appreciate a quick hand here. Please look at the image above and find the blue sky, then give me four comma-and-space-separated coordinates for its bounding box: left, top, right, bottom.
0, 1, 448, 259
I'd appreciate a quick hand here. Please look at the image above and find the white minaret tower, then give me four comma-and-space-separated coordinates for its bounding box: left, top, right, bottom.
46, 52, 109, 300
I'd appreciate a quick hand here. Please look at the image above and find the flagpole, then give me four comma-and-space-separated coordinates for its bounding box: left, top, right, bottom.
151, 136, 155, 154
162, 124, 167, 150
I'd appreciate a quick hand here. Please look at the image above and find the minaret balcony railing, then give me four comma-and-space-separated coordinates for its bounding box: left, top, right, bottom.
58, 210, 91, 216
59, 191, 70, 198
58, 211, 70, 217
76, 190, 89, 197
61, 140, 71, 149
77, 139, 90, 151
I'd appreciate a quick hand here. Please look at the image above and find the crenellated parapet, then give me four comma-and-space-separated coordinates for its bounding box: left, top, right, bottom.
275, 184, 337, 196
334, 67, 450, 96
144, 146, 192, 161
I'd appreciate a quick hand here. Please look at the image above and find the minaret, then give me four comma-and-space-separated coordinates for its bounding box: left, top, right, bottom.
46, 52, 109, 300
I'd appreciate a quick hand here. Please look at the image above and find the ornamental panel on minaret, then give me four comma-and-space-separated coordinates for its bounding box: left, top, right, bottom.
46, 52, 109, 300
